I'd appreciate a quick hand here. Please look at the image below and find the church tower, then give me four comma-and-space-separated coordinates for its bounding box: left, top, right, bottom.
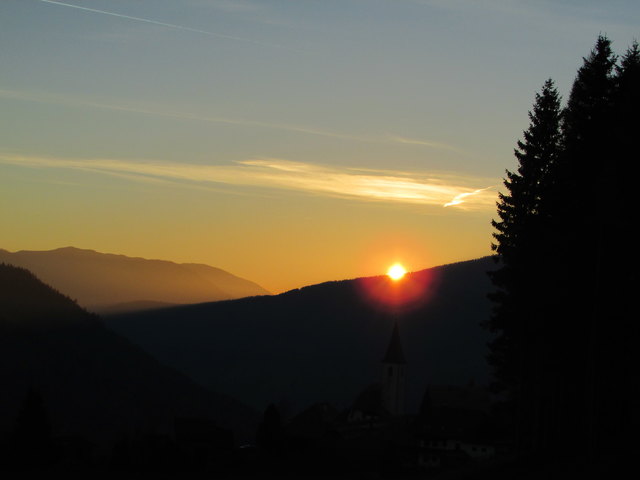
381, 322, 407, 416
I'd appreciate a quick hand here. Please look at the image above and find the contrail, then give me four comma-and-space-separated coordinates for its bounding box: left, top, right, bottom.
37, 0, 296, 51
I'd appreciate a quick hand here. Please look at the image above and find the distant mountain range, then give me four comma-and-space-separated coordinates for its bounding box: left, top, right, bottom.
0, 263, 258, 443
0, 247, 269, 313
105, 257, 498, 417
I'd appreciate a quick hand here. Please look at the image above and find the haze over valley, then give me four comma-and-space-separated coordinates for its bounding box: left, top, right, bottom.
0, 247, 269, 313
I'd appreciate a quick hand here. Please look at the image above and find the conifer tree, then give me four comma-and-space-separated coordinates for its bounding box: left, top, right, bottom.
11, 389, 54, 469
559, 34, 616, 270
596, 41, 640, 452
555, 35, 617, 456
612, 41, 640, 231
488, 79, 562, 452
488, 35, 640, 460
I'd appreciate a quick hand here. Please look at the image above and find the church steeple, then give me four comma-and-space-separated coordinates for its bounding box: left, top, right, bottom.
381, 321, 407, 416
383, 321, 406, 364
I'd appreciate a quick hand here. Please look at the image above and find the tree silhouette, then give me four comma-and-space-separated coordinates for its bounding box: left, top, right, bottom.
11, 389, 55, 469
595, 40, 640, 454
488, 79, 562, 453
256, 404, 284, 458
488, 35, 639, 460
553, 35, 617, 458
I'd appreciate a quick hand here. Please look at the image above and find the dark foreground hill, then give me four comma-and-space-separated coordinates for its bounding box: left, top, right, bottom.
106, 257, 496, 416
0, 263, 258, 444
0, 247, 269, 313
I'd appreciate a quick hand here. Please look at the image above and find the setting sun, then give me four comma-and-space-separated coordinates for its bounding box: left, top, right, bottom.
387, 263, 407, 281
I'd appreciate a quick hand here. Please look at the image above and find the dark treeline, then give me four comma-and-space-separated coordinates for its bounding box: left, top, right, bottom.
488, 35, 640, 463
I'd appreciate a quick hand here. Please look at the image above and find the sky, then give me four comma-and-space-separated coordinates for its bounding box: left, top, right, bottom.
1, 0, 638, 293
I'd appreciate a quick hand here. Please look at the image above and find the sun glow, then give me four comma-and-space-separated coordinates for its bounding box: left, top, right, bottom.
387, 263, 407, 281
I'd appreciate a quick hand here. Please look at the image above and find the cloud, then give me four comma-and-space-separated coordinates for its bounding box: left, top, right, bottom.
444, 186, 494, 207
0, 154, 497, 210
385, 135, 463, 152
0, 88, 458, 151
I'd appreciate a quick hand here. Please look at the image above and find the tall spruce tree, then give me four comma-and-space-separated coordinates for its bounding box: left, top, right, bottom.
597, 41, 640, 453
489, 35, 640, 461
488, 79, 562, 453
557, 35, 616, 457
613, 41, 640, 203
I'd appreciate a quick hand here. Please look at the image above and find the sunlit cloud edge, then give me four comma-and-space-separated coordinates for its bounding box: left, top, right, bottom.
0, 153, 498, 210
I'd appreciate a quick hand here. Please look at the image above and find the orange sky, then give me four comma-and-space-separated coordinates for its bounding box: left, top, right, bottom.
0, 167, 493, 292
1, 1, 636, 293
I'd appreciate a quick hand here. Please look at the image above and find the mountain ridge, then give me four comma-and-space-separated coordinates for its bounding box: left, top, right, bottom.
105, 256, 497, 417
0, 262, 258, 443
0, 247, 269, 313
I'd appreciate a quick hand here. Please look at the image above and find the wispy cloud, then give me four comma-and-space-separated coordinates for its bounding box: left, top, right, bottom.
0, 88, 458, 151
37, 0, 297, 51
0, 154, 496, 210
444, 186, 494, 207
385, 135, 462, 152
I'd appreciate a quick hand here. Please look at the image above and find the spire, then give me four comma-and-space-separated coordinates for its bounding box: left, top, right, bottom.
382, 322, 406, 364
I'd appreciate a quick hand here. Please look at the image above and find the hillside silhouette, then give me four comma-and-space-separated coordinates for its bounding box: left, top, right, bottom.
0, 263, 258, 446
0, 247, 269, 313
106, 257, 495, 416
